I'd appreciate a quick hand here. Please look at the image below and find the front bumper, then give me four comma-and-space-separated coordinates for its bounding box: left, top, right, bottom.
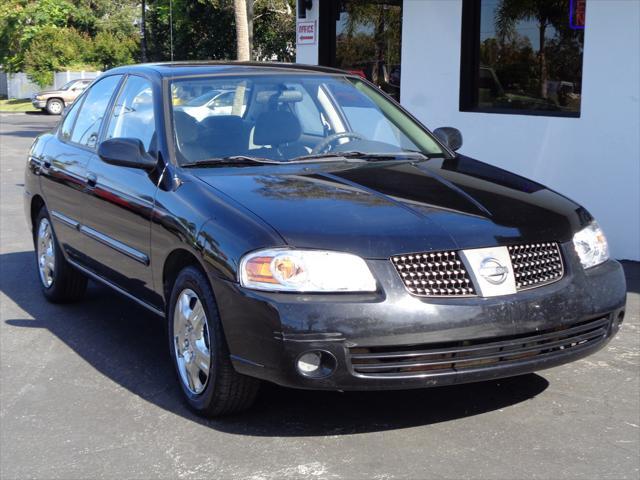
211, 245, 627, 391
31, 99, 46, 109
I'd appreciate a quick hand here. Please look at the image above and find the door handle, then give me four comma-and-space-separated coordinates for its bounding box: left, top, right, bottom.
87, 172, 97, 188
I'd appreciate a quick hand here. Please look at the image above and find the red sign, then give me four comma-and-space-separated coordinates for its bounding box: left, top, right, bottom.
570, 0, 586, 29
297, 21, 316, 45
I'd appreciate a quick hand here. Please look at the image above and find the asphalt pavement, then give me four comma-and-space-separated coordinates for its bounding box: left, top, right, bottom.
1, 112, 639, 480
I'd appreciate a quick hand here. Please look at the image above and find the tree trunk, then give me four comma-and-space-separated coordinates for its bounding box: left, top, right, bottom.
234, 0, 250, 61
372, 5, 386, 86
247, 0, 254, 61
140, 0, 147, 62
539, 22, 547, 99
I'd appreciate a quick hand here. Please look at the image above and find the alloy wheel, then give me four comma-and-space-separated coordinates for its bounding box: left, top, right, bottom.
48, 100, 63, 114
173, 288, 212, 395
37, 218, 55, 288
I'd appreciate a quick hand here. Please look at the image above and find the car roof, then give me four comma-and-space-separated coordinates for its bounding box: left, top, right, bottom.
106, 61, 351, 79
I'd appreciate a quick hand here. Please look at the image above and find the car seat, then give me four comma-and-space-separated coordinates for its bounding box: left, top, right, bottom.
252, 110, 308, 160
173, 111, 208, 161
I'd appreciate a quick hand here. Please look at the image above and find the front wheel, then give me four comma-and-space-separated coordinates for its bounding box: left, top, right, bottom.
45, 98, 64, 115
34, 207, 87, 302
168, 266, 260, 417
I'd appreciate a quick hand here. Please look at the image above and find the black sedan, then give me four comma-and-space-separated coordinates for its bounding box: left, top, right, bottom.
24, 63, 627, 416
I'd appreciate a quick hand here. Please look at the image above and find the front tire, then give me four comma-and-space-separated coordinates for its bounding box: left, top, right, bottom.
45, 98, 64, 115
34, 207, 87, 302
168, 266, 259, 417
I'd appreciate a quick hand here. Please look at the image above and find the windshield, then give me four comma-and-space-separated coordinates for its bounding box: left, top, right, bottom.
60, 80, 78, 90
169, 74, 445, 165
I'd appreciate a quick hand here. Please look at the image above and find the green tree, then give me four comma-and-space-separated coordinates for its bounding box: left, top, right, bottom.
253, 0, 295, 61
1, 0, 140, 76
0, 0, 74, 72
91, 31, 140, 70
23, 26, 91, 87
144, 0, 295, 63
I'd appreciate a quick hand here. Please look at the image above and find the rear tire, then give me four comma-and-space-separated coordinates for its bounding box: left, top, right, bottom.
168, 266, 260, 417
45, 98, 64, 115
34, 206, 87, 303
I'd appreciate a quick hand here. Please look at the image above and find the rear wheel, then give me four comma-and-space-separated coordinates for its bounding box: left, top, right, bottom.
45, 98, 64, 115
168, 266, 259, 416
34, 207, 87, 302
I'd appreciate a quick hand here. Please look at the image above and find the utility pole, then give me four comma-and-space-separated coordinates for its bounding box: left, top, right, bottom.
140, 0, 147, 62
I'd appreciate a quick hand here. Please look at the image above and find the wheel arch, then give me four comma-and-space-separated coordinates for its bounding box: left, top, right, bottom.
162, 248, 204, 302
30, 194, 46, 231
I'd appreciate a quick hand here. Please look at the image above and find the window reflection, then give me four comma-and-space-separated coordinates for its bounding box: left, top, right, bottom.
473, 0, 585, 115
335, 0, 402, 101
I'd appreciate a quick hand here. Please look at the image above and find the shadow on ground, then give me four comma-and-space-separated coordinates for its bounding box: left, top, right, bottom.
620, 261, 640, 294
2, 250, 559, 437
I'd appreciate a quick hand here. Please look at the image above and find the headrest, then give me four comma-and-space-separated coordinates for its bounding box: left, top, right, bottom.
199, 115, 245, 147
256, 90, 303, 104
200, 115, 244, 133
254, 110, 301, 146
173, 110, 199, 143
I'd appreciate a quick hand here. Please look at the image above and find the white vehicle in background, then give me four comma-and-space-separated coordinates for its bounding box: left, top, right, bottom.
176, 89, 246, 122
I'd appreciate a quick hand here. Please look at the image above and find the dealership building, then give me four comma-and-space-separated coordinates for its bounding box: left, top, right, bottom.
295, 0, 640, 260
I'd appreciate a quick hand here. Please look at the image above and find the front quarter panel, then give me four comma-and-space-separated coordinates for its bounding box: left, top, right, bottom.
150, 172, 286, 300
24, 133, 54, 228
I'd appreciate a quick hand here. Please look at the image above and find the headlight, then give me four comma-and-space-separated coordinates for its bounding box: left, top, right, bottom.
572, 221, 609, 269
35, 95, 45, 100
239, 249, 377, 292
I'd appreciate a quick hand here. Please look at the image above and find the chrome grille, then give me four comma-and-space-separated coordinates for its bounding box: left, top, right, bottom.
349, 316, 610, 377
508, 243, 564, 290
391, 251, 475, 297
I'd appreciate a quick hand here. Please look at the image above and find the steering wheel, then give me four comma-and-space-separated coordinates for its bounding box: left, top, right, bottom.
311, 132, 366, 155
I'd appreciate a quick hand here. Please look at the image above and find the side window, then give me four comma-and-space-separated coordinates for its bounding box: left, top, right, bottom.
105, 76, 155, 152
330, 83, 405, 147
70, 75, 122, 149
59, 96, 84, 141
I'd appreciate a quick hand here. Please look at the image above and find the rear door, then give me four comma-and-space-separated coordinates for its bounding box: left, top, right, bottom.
39, 74, 123, 262
81, 74, 161, 306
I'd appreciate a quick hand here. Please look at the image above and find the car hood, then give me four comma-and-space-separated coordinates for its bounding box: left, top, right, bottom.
191, 155, 591, 259
34, 90, 65, 96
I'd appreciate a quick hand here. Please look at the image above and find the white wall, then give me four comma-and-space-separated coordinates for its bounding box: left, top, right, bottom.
296, 2, 320, 65
3, 71, 100, 99
401, 0, 640, 260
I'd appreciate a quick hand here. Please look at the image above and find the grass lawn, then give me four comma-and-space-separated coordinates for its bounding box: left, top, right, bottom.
0, 99, 38, 112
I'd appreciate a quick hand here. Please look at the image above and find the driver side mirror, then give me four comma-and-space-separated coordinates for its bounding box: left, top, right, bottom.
98, 138, 157, 171
433, 127, 463, 152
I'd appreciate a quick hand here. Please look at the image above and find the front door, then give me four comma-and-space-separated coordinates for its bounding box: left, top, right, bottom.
40, 75, 123, 262
81, 74, 161, 307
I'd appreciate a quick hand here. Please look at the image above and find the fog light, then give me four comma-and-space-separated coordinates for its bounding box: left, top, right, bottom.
297, 352, 321, 374
295, 350, 337, 378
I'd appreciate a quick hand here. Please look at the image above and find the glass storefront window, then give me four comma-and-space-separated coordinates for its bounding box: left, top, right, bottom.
460, 0, 585, 116
334, 0, 403, 101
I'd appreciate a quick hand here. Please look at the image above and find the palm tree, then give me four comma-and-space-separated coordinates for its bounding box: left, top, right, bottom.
495, 0, 565, 99
234, 0, 250, 61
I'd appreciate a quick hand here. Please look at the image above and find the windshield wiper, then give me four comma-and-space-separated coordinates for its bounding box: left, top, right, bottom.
181, 156, 287, 168
292, 151, 433, 162
181, 151, 443, 168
